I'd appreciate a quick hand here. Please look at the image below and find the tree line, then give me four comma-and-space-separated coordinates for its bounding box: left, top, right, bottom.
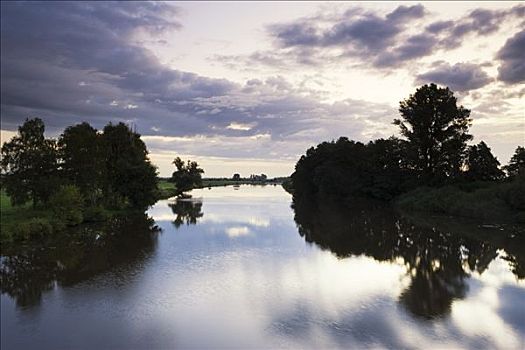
291, 84, 525, 205
1, 118, 158, 220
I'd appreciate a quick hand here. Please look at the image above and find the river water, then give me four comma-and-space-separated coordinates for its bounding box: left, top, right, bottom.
1, 185, 524, 349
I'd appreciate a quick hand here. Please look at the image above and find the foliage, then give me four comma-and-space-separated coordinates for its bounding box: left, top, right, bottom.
83, 205, 111, 222
49, 185, 84, 226
291, 136, 415, 201
1, 119, 162, 243
170, 157, 204, 195
101, 122, 158, 208
290, 84, 521, 218
1, 118, 60, 206
396, 178, 525, 222
10, 217, 54, 241
394, 83, 472, 184
504, 146, 525, 178
58, 122, 103, 205
464, 141, 504, 181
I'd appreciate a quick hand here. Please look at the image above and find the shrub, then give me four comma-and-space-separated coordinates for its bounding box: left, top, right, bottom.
12, 217, 53, 241
397, 180, 525, 222
49, 185, 84, 226
502, 178, 525, 211
83, 205, 110, 222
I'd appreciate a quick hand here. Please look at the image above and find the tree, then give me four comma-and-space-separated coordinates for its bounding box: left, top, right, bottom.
58, 122, 103, 204
394, 84, 472, 184
1, 118, 59, 207
100, 123, 158, 208
170, 157, 204, 195
232, 173, 241, 181
464, 141, 504, 181
504, 146, 525, 178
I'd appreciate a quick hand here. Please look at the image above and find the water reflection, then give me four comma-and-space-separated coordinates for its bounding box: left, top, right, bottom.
0, 214, 160, 307
1, 186, 524, 349
291, 194, 525, 319
169, 198, 204, 228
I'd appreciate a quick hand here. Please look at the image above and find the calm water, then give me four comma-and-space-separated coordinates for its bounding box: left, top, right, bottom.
1, 185, 524, 349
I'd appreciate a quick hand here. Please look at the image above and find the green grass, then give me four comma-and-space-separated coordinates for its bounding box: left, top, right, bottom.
1, 189, 53, 242
156, 180, 178, 199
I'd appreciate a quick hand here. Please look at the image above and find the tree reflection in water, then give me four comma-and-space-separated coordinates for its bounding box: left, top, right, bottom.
291, 194, 525, 319
169, 198, 203, 228
0, 214, 160, 307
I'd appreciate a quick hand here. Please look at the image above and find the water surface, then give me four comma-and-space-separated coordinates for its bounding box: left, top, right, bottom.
1, 185, 524, 349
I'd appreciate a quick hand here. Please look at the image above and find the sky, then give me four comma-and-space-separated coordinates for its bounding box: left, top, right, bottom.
1, 1, 524, 177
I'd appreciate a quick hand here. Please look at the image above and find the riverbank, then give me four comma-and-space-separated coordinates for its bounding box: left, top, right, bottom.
0, 189, 137, 245
396, 179, 525, 223
1, 178, 290, 244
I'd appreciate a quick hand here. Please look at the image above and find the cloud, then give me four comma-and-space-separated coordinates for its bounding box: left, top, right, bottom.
0, 1, 235, 133
0, 2, 399, 164
258, 4, 525, 70
497, 29, 525, 84
268, 4, 426, 68
416, 62, 493, 92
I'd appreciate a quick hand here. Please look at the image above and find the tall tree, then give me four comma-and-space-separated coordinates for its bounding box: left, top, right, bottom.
464, 141, 504, 181
394, 84, 472, 184
504, 146, 525, 178
100, 123, 158, 208
170, 157, 204, 195
58, 122, 103, 204
1, 118, 59, 206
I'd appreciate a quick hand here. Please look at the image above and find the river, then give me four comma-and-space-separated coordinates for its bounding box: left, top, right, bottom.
1, 185, 524, 349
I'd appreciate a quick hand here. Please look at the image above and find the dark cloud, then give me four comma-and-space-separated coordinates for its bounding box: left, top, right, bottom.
386, 4, 426, 22
416, 62, 492, 92
270, 4, 425, 56
374, 34, 438, 68
497, 29, 525, 84
1, 1, 398, 162
425, 20, 454, 34
0, 2, 238, 135
261, 4, 524, 70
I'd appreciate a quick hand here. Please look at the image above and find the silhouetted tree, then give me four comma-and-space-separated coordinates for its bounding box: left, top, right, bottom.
394, 84, 472, 184
232, 173, 241, 181
58, 122, 103, 204
1, 118, 60, 206
291, 137, 413, 200
464, 141, 504, 181
170, 157, 204, 195
504, 146, 525, 178
365, 137, 415, 199
100, 123, 158, 208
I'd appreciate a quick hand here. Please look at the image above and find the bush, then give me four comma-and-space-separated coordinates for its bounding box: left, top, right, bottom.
83, 205, 110, 222
12, 217, 53, 241
502, 178, 525, 211
49, 185, 84, 226
397, 180, 524, 222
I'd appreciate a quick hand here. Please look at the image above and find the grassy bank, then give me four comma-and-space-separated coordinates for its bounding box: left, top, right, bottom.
1, 189, 130, 245
396, 179, 525, 223
1, 190, 52, 242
